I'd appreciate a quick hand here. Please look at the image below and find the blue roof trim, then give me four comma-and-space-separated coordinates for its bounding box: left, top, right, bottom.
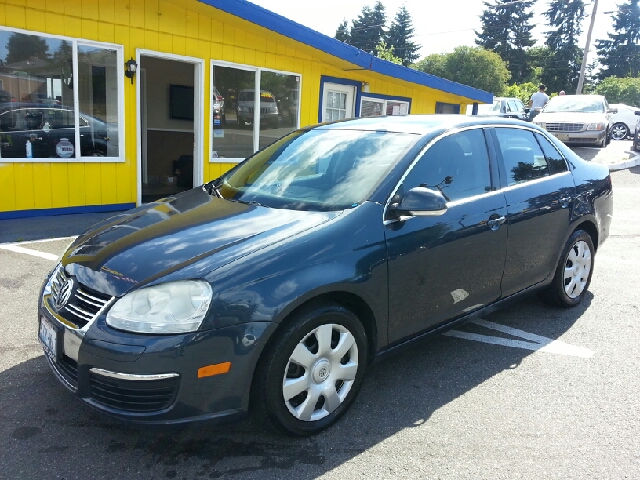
198, 0, 493, 103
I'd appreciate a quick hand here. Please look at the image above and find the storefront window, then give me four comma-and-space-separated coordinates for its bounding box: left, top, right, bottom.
0, 29, 123, 161
360, 96, 410, 118
210, 63, 300, 161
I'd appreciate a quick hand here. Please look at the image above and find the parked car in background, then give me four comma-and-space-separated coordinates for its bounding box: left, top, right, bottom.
466, 97, 529, 121
0, 89, 16, 103
0, 103, 112, 158
609, 103, 640, 140
236, 89, 279, 128
633, 110, 640, 152
533, 95, 615, 147
38, 115, 612, 436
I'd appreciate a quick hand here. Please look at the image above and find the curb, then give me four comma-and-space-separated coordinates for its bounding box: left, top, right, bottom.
608, 149, 640, 171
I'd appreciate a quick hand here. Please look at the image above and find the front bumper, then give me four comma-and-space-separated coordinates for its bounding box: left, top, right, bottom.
38, 293, 276, 426
547, 130, 606, 145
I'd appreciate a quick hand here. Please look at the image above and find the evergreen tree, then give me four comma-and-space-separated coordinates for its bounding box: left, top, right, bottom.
595, 0, 640, 78
349, 2, 387, 54
335, 19, 351, 44
475, 0, 536, 83
543, 0, 585, 93
387, 6, 420, 67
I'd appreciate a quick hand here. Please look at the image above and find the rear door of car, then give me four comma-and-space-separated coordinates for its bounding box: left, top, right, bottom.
489, 126, 576, 297
385, 127, 508, 343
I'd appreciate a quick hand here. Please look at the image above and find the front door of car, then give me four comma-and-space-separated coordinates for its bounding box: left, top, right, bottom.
385, 128, 508, 344
490, 127, 576, 297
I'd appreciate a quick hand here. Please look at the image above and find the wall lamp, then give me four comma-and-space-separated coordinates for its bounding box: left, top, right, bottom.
125, 58, 138, 84
362, 82, 370, 93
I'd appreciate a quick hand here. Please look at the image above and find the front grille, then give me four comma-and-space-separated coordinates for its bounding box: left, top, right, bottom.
89, 372, 179, 413
50, 267, 113, 329
45, 353, 78, 390
546, 122, 584, 133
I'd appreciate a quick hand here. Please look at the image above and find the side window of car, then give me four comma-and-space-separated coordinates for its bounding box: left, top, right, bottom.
494, 128, 549, 186
403, 129, 492, 202
535, 133, 568, 174
508, 100, 522, 113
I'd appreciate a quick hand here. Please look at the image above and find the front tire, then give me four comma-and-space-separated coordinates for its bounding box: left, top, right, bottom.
253, 303, 368, 436
539, 230, 595, 307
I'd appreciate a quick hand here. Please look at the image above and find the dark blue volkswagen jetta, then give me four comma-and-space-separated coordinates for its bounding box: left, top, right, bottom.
38, 115, 613, 435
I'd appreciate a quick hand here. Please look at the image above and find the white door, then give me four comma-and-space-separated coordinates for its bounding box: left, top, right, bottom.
322, 83, 356, 122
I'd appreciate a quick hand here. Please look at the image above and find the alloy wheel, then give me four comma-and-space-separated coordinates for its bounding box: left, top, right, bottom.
563, 240, 592, 299
611, 123, 629, 141
282, 323, 359, 422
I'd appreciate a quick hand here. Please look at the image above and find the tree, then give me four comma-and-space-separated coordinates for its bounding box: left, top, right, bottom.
595, 0, 640, 79
387, 6, 420, 67
413, 46, 511, 95
475, 0, 536, 84
335, 19, 351, 43
5, 32, 49, 64
413, 53, 447, 78
594, 77, 640, 106
543, 0, 585, 93
503, 82, 539, 105
375, 40, 402, 64
349, 2, 387, 54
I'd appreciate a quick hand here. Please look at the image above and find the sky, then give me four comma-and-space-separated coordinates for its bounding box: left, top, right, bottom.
249, 0, 623, 60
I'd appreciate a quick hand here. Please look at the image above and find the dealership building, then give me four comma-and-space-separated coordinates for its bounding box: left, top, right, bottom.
0, 0, 491, 219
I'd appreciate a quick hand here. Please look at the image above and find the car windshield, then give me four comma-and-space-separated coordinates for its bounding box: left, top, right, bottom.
544, 96, 605, 113
216, 129, 419, 211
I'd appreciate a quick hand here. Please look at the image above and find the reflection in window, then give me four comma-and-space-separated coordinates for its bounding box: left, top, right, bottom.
535, 133, 568, 174
78, 45, 119, 157
404, 129, 491, 201
210, 65, 255, 160
259, 71, 300, 150
0, 29, 122, 160
0, 32, 76, 158
495, 128, 549, 186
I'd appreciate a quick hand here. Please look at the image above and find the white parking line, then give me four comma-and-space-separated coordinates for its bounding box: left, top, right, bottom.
0, 244, 59, 261
444, 319, 594, 358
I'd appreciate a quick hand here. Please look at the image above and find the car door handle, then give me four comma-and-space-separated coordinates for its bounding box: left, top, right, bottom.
487, 215, 506, 230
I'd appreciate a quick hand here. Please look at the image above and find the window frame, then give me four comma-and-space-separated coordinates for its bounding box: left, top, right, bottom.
0, 27, 125, 163
209, 60, 302, 164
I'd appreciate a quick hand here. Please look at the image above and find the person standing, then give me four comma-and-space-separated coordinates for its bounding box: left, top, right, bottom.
528, 84, 549, 120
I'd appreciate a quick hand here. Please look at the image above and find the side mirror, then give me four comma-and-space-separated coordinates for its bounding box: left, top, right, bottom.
607, 107, 618, 114
635, 111, 640, 116
388, 187, 447, 218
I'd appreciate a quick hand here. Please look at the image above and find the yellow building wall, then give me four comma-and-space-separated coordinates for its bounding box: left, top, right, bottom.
0, 0, 477, 215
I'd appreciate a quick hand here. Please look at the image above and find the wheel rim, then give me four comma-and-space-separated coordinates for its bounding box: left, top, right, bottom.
611, 123, 628, 140
563, 240, 592, 298
282, 323, 359, 422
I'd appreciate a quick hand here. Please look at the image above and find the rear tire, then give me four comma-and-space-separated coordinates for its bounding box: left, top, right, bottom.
538, 230, 594, 308
253, 302, 368, 436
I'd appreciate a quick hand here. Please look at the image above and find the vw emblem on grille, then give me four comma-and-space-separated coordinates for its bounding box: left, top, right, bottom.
54, 278, 74, 311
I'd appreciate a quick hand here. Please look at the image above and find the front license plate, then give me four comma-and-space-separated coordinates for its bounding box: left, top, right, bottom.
555, 134, 570, 142
39, 317, 57, 359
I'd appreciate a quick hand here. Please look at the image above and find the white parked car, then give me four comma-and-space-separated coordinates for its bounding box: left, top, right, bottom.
533, 95, 615, 148
609, 103, 640, 140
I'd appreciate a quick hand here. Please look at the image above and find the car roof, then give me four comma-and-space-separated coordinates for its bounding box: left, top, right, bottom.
312, 114, 531, 135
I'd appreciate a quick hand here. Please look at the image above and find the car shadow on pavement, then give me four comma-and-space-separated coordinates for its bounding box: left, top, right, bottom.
0, 294, 592, 479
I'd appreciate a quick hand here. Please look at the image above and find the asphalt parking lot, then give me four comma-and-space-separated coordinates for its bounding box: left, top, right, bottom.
1, 142, 639, 479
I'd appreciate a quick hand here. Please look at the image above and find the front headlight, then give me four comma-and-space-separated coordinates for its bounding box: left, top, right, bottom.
586, 122, 605, 131
106, 280, 213, 334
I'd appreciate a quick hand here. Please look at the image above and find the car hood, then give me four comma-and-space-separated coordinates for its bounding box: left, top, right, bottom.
62, 188, 337, 297
535, 111, 608, 123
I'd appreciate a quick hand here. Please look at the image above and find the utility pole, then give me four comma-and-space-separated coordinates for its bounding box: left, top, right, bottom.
576, 0, 599, 94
